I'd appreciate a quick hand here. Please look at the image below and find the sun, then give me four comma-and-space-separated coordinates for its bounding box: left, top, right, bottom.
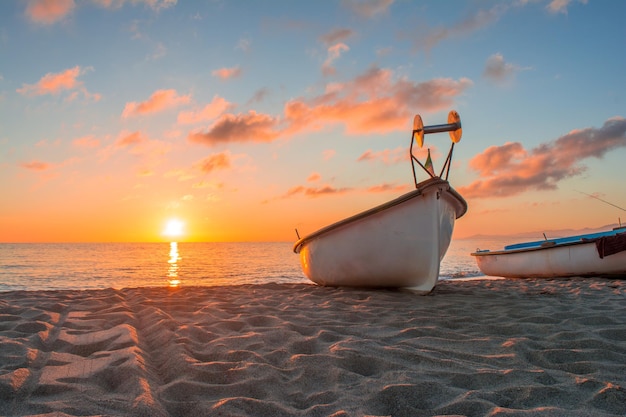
163, 218, 185, 238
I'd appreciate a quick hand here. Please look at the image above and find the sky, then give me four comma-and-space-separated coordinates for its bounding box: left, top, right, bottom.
1, 0, 625, 243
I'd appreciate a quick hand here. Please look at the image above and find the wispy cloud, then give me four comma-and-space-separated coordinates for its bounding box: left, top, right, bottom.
342, 0, 394, 18
274, 179, 409, 202
323, 150, 336, 160
97, 130, 170, 170
93, 0, 178, 11
409, 5, 506, 53
376, 46, 393, 57
357, 146, 408, 164
319, 28, 354, 45
367, 183, 409, 193
212, 66, 242, 80
236, 38, 251, 52
122, 89, 191, 118
483, 53, 530, 84
164, 168, 193, 181
72, 135, 100, 148
284, 184, 353, 198
149, 42, 167, 60
458, 117, 626, 198
16, 66, 99, 101
307, 172, 321, 182
191, 180, 223, 189
20, 160, 53, 171
246, 88, 270, 105
194, 151, 232, 173
177, 95, 233, 125
322, 43, 350, 76
411, 1, 584, 53
115, 131, 147, 147
546, 0, 587, 14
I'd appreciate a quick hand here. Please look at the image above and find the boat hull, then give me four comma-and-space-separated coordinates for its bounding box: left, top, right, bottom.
293, 178, 467, 293
472, 232, 626, 278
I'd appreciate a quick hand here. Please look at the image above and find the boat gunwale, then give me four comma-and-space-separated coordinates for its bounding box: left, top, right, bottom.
470, 239, 596, 257
293, 177, 467, 254
471, 229, 626, 257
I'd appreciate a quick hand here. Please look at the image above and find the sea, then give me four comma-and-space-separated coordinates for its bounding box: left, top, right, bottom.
0, 238, 511, 292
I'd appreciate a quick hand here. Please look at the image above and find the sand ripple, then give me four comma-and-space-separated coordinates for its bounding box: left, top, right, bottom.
0, 278, 624, 416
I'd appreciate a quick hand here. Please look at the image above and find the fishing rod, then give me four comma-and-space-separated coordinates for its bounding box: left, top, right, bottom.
576, 190, 626, 212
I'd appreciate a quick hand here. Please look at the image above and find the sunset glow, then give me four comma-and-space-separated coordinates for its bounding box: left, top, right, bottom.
1, 1, 624, 243
163, 219, 185, 239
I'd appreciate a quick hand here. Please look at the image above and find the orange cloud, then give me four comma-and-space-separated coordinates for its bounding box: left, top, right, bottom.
164, 168, 192, 181
188, 111, 280, 146
367, 183, 410, 193
122, 89, 191, 118
357, 146, 409, 165
177, 95, 233, 124
275, 180, 408, 202
17, 66, 95, 97
194, 152, 231, 173
212, 66, 242, 80
25, 0, 75, 24
467, 142, 525, 177
115, 131, 146, 147
192, 180, 223, 189
98, 130, 170, 164
20, 160, 53, 171
284, 66, 472, 136
72, 135, 100, 148
284, 184, 353, 198
459, 117, 626, 199
307, 172, 321, 182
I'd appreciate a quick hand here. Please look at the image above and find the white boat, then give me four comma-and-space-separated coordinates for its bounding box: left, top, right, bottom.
293, 111, 468, 293
471, 228, 626, 278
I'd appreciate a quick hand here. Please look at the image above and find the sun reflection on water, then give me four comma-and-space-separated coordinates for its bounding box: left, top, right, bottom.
168, 241, 181, 287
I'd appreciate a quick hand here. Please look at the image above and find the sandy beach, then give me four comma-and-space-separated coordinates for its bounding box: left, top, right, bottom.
0, 278, 624, 417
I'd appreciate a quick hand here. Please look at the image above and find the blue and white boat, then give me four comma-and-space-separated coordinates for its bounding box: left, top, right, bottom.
471, 227, 626, 278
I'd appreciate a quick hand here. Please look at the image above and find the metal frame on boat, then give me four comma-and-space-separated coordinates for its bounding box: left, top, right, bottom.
293, 111, 468, 293
471, 228, 626, 278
